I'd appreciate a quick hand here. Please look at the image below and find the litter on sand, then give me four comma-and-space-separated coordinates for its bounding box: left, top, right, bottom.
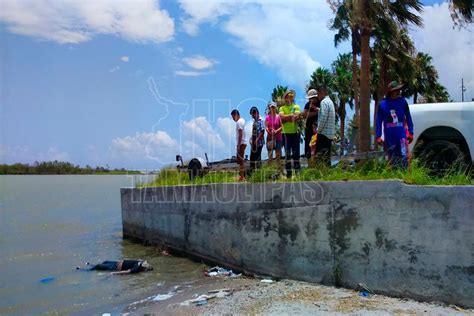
204, 266, 241, 278
260, 279, 274, 283
359, 291, 370, 298
181, 289, 232, 306
153, 292, 176, 301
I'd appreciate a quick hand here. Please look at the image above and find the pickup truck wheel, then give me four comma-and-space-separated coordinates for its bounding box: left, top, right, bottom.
417, 139, 467, 174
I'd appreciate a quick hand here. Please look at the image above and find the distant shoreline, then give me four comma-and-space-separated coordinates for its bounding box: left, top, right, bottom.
0, 172, 141, 175
0, 161, 142, 175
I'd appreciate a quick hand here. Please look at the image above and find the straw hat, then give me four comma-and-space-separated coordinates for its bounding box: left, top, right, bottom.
305, 89, 318, 99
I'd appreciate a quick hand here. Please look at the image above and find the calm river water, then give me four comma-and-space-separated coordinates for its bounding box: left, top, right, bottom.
0, 175, 204, 315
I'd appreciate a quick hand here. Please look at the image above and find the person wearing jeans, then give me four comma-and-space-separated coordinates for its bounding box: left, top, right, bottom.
249, 106, 265, 174
279, 90, 301, 178
231, 109, 247, 181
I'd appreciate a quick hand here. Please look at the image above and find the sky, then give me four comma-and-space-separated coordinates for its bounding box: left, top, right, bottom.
0, 0, 473, 169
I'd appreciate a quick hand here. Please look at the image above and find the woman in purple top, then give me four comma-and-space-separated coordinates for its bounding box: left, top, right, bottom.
265, 102, 283, 167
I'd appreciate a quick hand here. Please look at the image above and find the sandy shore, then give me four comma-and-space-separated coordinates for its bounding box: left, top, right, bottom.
126, 276, 471, 315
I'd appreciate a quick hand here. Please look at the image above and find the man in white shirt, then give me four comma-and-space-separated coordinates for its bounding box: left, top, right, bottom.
315, 85, 336, 167
231, 109, 247, 181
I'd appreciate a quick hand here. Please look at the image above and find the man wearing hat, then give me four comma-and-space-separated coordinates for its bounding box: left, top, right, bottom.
303, 89, 320, 159
249, 106, 265, 173
279, 89, 301, 178
375, 81, 414, 169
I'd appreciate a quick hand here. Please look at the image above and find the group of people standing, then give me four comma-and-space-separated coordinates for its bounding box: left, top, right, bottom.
230, 80, 415, 181
231, 85, 336, 181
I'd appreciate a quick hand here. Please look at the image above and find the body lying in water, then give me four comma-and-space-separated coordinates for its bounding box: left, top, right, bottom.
76, 259, 153, 275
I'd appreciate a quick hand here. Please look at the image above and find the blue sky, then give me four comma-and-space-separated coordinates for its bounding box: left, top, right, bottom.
1, 0, 472, 169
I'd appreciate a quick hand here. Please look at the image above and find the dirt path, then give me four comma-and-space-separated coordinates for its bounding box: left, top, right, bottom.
127, 277, 471, 315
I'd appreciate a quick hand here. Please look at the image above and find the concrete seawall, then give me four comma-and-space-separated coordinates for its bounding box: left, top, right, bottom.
121, 180, 474, 308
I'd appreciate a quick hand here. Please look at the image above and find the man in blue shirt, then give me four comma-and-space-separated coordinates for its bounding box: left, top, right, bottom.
376, 81, 414, 169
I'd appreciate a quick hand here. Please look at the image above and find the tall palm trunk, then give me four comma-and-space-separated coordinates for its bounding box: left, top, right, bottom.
339, 98, 346, 152
351, 26, 359, 122
359, 26, 371, 153
374, 54, 386, 150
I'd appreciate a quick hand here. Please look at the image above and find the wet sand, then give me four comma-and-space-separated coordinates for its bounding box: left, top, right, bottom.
127, 277, 471, 315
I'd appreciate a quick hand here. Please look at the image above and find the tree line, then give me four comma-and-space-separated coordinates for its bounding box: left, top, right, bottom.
0, 161, 138, 175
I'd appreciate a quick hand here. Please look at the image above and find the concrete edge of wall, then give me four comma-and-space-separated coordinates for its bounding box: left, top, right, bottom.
121, 180, 474, 308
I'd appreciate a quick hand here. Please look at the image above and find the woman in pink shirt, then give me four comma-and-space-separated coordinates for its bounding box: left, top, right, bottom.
265, 102, 283, 167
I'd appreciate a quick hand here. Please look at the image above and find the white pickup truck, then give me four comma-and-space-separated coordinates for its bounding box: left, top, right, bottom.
410, 101, 474, 172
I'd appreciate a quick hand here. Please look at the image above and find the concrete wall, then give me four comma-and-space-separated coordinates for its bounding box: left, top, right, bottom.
121, 180, 474, 308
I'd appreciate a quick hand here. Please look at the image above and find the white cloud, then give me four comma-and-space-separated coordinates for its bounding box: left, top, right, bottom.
182, 116, 225, 150
109, 115, 245, 166
183, 55, 217, 70
0, 0, 174, 44
120, 56, 130, 63
109, 66, 120, 73
110, 130, 179, 164
177, 0, 344, 87
0, 145, 71, 164
411, 3, 474, 102
216, 117, 234, 143
175, 70, 210, 77
178, 0, 230, 35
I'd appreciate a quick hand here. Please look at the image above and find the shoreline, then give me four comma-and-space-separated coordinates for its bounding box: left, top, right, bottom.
126, 276, 471, 315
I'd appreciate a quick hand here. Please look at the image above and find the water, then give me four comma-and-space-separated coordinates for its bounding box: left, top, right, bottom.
0, 175, 204, 315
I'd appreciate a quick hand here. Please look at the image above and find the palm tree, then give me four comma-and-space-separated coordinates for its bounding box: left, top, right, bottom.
331, 53, 353, 143
431, 83, 450, 103
271, 85, 288, 107
352, 0, 423, 152
308, 67, 334, 92
328, 0, 360, 152
410, 52, 438, 104
330, 0, 360, 134
450, 0, 473, 26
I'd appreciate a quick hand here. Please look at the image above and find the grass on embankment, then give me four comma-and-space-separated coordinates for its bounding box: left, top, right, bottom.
140, 159, 473, 187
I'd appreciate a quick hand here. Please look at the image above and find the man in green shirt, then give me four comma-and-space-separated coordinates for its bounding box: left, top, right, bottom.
279, 90, 301, 178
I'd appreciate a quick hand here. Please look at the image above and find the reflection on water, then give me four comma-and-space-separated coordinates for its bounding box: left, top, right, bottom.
0, 175, 204, 315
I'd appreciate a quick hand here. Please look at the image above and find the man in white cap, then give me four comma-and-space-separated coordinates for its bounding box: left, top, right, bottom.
303, 89, 320, 159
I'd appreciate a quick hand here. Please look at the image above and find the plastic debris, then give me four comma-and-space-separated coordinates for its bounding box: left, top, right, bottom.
359, 291, 370, 298
195, 300, 208, 306
260, 279, 273, 283
39, 277, 55, 284
357, 282, 375, 295
181, 289, 231, 306
153, 292, 175, 301
204, 266, 240, 278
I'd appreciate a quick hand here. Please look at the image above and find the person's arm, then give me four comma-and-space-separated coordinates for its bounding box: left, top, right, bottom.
306, 110, 318, 119
238, 128, 243, 145
111, 269, 131, 275
404, 101, 414, 136
279, 112, 293, 123
375, 103, 384, 138
316, 102, 327, 134
265, 119, 271, 134
375, 102, 384, 145
257, 121, 264, 142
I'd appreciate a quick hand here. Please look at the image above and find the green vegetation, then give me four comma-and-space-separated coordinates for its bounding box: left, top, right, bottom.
141, 160, 473, 187
0, 161, 140, 175
143, 166, 239, 187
